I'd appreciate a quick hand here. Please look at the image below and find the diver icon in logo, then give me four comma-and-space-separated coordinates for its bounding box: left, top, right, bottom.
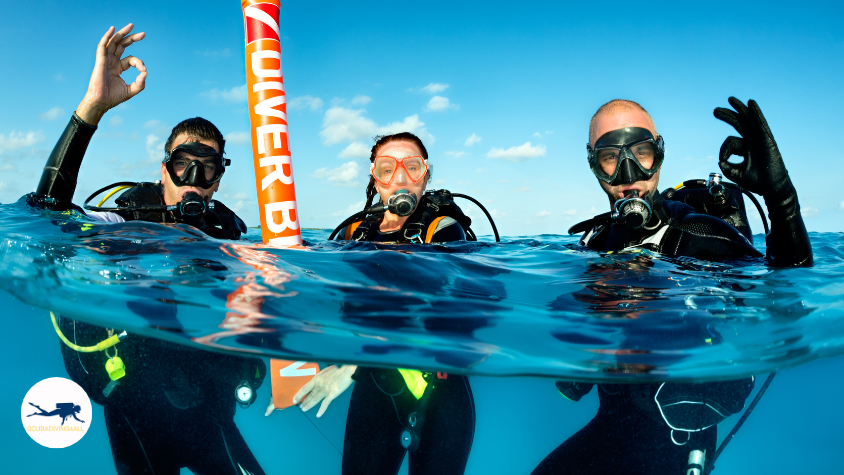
26, 402, 86, 426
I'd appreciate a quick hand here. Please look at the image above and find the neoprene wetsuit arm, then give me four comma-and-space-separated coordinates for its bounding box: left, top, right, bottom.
662, 213, 764, 261
35, 114, 97, 203
763, 180, 812, 267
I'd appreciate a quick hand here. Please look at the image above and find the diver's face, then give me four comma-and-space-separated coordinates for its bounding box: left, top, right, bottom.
160, 134, 221, 206
591, 109, 660, 206
372, 140, 428, 206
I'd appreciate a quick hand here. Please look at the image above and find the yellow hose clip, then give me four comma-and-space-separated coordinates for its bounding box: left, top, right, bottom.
397, 368, 428, 400
50, 312, 126, 352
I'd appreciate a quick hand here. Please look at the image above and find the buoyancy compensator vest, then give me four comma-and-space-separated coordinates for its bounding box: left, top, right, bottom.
342, 189, 478, 243
85, 181, 247, 240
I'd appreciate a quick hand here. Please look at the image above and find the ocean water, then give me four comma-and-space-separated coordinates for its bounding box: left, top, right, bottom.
1, 197, 843, 473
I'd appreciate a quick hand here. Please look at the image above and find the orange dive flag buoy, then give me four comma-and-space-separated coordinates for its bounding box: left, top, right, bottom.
270, 360, 320, 409
242, 0, 302, 246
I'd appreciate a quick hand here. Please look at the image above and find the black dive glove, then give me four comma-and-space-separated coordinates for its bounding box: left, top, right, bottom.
713, 97, 812, 267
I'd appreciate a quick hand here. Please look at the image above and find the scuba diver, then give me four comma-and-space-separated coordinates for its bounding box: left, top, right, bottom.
267, 132, 487, 474
532, 98, 813, 475
28, 24, 266, 475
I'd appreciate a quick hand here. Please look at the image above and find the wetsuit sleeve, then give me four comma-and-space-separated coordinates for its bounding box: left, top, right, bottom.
661, 213, 764, 261
429, 217, 466, 243
35, 114, 97, 203
763, 180, 813, 267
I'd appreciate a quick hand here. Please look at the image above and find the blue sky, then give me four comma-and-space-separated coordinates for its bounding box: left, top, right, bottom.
0, 1, 842, 236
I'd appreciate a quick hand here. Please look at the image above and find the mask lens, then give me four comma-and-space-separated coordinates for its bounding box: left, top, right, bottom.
630, 142, 657, 170
372, 157, 398, 185
596, 148, 621, 177
402, 157, 425, 182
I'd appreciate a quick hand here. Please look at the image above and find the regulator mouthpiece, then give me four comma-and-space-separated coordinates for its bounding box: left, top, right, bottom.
388, 189, 417, 217
613, 189, 652, 229
171, 192, 210, 218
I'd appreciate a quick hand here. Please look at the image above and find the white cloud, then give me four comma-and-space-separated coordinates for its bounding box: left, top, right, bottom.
491, 209, 505, 219
109, 115, 123, 127
313, 161, 360, 186
39, 107, 64, 121
54, 73, 65, 82
143, 119, 160, 128
445, 151, 466, 158
201, 84, 247, 103
839, 201, 844, 210
321, 107, 433, 146
536, 210, 551, 217
487, 142, 546, 162
516, 186, 530, 193
339, 142, 371, 159
425, 96, 459, 112
321, 107, 378, 145
351, 95, 371, 106
333, 201, 365, 217
226, 131, 250, 145
146, 134, 164, 162
289, 95, 324, 111
0, 130, 46, 155
421, 83, 449, 94
465, 133, 481, 147
562, 209, 577, 216
532, 132, 542, 138
378, 114, 432, 143
802, 206, 819, 217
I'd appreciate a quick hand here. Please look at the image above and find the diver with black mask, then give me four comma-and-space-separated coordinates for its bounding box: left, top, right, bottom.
28, 24, 265, 475
532, 98, 812, 475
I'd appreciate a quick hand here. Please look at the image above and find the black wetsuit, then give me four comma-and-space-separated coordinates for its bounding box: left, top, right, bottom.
533, 192, 812, 475
337, 216, 477, 475
35, 115, 267, 475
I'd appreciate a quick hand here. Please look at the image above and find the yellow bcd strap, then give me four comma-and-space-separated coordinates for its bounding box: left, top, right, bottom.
397, 368, 428, 400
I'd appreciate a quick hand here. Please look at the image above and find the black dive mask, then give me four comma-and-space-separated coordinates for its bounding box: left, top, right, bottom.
587, 127, 665, 186
163, 142, 230, 190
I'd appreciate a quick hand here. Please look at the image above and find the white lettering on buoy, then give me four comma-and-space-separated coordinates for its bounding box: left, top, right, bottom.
259, 155, 294, 189
265, 201, 299, 233
279, 361, 318, 377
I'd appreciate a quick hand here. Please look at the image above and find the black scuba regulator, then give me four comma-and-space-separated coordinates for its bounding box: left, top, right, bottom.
83, 181, 214, 219
613, 189, 653, 229
387, 189, 418, 217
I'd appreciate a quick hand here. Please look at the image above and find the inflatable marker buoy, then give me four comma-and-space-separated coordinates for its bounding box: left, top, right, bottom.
270, 360, 320, 409
242, 0, 302, 246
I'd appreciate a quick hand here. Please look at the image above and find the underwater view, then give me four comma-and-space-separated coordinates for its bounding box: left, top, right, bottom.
3, 208, 844, 473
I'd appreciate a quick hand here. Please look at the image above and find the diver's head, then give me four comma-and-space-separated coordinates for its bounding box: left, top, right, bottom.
588, 100, 663, 207
160, 117, 227, 206
366, 132, 431, 215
